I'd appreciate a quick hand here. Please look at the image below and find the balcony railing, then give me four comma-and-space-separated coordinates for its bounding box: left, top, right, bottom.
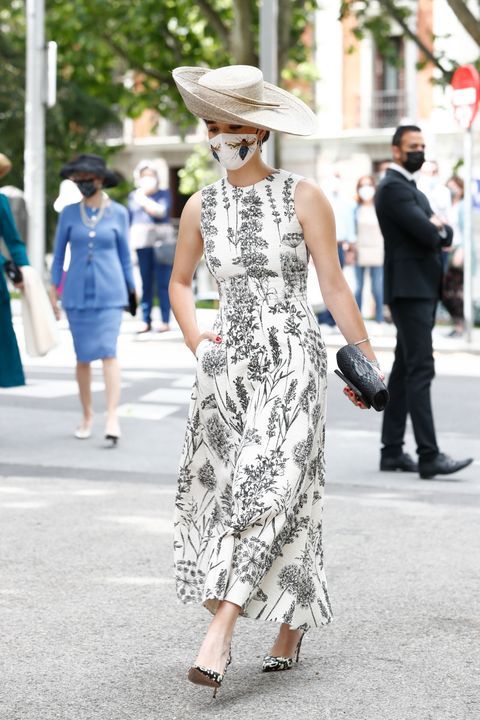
95, 121, 124, 142
371, 90, 406, 129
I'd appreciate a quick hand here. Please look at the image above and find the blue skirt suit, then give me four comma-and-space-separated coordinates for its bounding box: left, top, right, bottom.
51, 200, 135, 363
0, 194, 30, 387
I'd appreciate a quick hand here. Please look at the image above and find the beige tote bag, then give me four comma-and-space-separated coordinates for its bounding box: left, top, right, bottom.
20, 266, 59, 357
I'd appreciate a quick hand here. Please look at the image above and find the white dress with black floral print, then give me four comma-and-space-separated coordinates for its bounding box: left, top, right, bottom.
174, 169, 332, 630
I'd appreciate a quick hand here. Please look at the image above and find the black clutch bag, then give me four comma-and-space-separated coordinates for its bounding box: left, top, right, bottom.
334, 344, 389, 412
4, 260, 23, 284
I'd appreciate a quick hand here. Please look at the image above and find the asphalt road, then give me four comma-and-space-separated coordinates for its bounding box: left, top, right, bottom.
1, 338, 479, 720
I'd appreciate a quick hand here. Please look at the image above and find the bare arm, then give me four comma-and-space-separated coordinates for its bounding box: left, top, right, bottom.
296, 179, 378, 365
135, 190, 168, 219
168, 192, 218, 354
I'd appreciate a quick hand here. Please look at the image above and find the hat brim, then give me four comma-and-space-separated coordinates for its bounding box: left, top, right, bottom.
172, 67, 318, 137
60, 161, 119, 188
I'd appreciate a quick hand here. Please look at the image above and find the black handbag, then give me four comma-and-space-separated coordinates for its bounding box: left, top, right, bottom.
4, 259, 23, 284
125, 289, 137, 317
334, 344, 389, 412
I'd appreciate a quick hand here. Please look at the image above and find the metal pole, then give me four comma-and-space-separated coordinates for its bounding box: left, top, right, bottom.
404, 9, 418, 121
463, 126, 473, 343
25, 0, 46, 277
259, 0, 278, 168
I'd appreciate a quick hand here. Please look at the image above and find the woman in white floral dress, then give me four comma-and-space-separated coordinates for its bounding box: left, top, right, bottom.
170, 65, 381, 694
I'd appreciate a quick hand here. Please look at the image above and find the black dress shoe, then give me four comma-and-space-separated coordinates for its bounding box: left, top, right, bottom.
380, 452, 418, 473
419, 453, 473, 480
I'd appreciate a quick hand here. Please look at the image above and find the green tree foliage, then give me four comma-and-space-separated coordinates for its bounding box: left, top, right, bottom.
341, 0, 480, 82
178, 144, 221, 195
44, 0, 318, 124
1, 2, 121, 240
1, 1, 318, 237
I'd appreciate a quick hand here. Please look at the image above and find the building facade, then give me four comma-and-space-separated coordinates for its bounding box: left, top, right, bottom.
109, 0, 479, 202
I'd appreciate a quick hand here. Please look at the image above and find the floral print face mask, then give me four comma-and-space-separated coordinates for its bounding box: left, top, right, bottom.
209, 133, 259, 170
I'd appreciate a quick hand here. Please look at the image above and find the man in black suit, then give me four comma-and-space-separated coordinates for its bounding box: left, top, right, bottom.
375, 125, 472, 479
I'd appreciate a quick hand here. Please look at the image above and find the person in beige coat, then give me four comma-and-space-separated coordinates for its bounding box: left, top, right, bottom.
352, 175, 384, 324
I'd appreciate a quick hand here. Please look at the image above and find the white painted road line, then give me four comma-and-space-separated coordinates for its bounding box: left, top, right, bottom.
0, 379, 108, 398
117, 402, 180, 420
139, 387, 193, 404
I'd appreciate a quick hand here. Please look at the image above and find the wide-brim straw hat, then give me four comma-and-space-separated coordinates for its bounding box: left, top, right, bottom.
172, 65, 317, 136
60, 153, 119, 188
0, 153, 12, 179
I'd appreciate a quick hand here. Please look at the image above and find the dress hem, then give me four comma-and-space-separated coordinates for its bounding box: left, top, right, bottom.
176, 595, 333, 632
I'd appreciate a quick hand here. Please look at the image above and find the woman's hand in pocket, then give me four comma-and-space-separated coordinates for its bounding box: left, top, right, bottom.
191, 332, 222, 357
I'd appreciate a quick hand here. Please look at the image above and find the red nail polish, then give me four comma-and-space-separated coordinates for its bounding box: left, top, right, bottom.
215, 336, 222, 343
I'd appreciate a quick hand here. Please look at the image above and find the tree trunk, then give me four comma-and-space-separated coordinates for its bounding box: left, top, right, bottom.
445, 0, 480, 48
231, 0, 257, 65
277, 0, 295, 79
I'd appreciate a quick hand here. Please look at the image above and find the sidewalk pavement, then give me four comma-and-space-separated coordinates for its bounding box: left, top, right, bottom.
10, 301, 480, 381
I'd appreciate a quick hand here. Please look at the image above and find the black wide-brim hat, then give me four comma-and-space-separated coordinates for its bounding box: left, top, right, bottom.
60, 153, 119, 188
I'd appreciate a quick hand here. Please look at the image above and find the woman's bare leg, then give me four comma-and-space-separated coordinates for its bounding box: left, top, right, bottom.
76, 361, 93, 428
268, 623, 304, 657
193, 600, 241, 673
102, 357, 121, 436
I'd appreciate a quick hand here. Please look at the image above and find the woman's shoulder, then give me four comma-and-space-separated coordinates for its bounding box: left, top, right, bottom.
180, 191, 202, 225
109, 199, 128, 217
293, 175, 327, 202
294, 177, 335, 226
64, 200, 81, 209
59, 201, 81, 219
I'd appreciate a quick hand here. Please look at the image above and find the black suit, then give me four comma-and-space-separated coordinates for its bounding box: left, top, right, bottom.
375, 168, 453, 461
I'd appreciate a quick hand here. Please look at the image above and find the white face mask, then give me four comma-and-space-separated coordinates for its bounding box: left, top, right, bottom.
209, 133, 259, 170
139, 176, 158, 193
358, 185, 375, 202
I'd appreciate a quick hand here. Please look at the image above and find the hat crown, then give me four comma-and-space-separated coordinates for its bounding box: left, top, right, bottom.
75, 153, 107, 169
198, 65, 264, 102
60, 153, 118, 187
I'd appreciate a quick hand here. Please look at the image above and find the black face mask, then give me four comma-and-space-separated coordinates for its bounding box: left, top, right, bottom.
75, 179, 97, 198
403, 151, 425, 174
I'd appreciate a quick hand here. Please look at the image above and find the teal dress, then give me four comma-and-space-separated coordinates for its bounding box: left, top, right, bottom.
0, 193, 29, 387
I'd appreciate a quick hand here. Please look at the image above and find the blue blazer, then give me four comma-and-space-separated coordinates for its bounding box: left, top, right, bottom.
0, 193, 29, 304
51, 201, 135, 310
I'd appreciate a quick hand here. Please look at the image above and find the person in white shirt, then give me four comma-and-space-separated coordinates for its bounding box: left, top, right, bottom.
418, 160, 451, 223
352, 175, 384, 324
317, 171, 355, 327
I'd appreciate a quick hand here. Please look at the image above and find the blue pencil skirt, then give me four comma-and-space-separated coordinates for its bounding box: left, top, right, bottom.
66, 306, 123, 362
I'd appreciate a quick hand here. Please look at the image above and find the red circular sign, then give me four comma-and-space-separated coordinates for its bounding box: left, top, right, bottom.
451, 65, 480, 129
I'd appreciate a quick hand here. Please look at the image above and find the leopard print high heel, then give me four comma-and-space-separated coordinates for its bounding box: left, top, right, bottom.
262, 630, 306, 672
187, 649, 232, 698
